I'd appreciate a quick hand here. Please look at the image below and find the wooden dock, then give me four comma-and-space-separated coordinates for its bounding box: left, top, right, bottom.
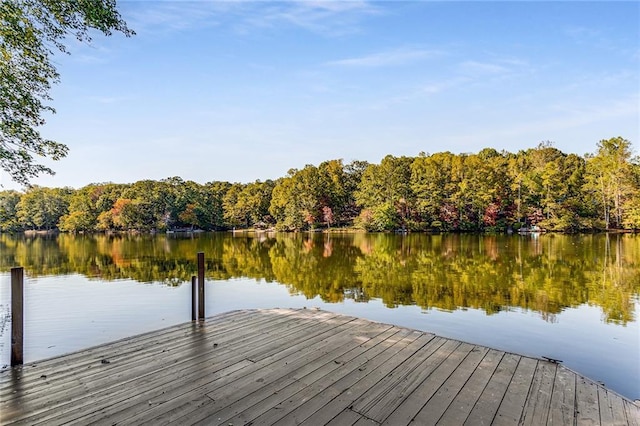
1, 308, 638, 425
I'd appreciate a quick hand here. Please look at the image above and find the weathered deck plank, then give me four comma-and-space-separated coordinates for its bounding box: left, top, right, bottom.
372, 341, 472, 424
599, 387, 630, 426
408, 345, 491, 425
576, 376, 602, 425
34, 311, 356, 425
0, 308, 637, 426
548, 364, 577, 425
625, 400, 640, 426
297, 332, 435, 426
434, 349, 507, 425
226, 330, 423, 426
0, 308, 292, 398
130, 317, 394, 426
189, 324, 404, 425
520, 361, 557, 425
492, 356, 538, 425
3, 310, 345, 424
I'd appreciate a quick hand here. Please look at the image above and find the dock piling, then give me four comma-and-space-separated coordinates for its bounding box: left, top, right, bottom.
191, 275, 197, 321
11, 267, 24, 366
197, 252, 205, 320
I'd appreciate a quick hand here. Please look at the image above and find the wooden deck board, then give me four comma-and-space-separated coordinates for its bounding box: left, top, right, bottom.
324, 408, 365, 426
350, 336, 447, 417
599, 387, 630, 426
230, 327, 415, 426
38, 312, 359, 425
289, 331, 430, 425
625, 400, 640, 426
492, 356, 538, 425
2, 311, 347, 425
0, 309, 250, 386
434, 349, 507, 425
130, 318, 394, 426
520, 360, 557, 426
548, 364, 577, 425
372, 341, 472, 424
297, 332, 434, 426
1, 308, 637, 426
194, 324, 404, 424
0, 308, 295, 399
576, 376, 602, 425
408, 345, 490, 425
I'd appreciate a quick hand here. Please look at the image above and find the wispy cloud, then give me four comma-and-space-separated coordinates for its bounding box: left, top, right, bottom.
564, 24, 639, 58
453, 94, 639, 150
455, 57, 532, 85
459, 60, 510, 76
87, 95, 135, 104
240, 0, 380, 36
62, 43, 113, 64
123, 2, 225, 34
123, 1, 380, 37
564, 25, 601, 41
421, 77, 471, 94
550, 95, 638, 123
326, 47, 439, 67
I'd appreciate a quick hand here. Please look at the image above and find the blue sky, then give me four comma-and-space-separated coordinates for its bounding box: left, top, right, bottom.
2, 1, 638, 190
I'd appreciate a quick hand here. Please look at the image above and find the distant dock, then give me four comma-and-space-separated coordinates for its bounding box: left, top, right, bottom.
1, 308, 638, 425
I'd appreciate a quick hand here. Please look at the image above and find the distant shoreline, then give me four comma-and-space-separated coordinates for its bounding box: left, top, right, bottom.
11, 228, 637, 236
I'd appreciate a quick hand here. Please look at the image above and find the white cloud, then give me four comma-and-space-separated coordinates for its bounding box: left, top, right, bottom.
459, 60, 510, 76
454, 95, 639, 148
123, 1, 380, 37
326, 47, 439, 67
123, 2, 225, 33
240, 0, 380, 36
420, 77, 470, 94
87, 95, 135, 104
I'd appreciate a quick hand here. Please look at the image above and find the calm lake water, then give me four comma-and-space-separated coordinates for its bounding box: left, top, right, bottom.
1, 232, 639, 399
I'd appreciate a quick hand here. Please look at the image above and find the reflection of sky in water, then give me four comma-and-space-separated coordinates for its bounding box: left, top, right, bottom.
1, 274, 638, 400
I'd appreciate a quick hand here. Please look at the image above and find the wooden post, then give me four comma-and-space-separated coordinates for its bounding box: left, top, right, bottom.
11, 267, 24, 366
197, 252, 205, 321
191, 275, 197, 321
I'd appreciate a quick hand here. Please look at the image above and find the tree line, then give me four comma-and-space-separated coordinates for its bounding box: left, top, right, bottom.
1, 137, 638, 233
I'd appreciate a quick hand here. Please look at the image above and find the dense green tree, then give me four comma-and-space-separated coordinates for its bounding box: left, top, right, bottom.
223, 183, 246, 228
506, 151, 528, 226
16, 185, 71, 230
584, 137, 637, 229
224, 180, 275, 228
119, 180, 174, 230
316, 160, 347, 225
270, 166, 327, 230
622, 161, 640, 229
521, 143, 556, 222
161, 177, 194, 227
355, 155, 414, 231
201, 181, 231, 230
1, 0, 133, 185
59, 185, 100, 232
270, 175, 305, 231
452, 149, 511, 230
0, 190, 21, 231
539, 153, 588, 231
342, 160, 368, 223
241, 180, 275, 225
411, 152, 455, 228
441, 153, 467, 230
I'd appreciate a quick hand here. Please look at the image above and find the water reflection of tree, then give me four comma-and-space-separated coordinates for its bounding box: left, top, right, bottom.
1, 233, 638, 324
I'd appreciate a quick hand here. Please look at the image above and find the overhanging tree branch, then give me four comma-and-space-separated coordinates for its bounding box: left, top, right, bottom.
0, 0, 133, 186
